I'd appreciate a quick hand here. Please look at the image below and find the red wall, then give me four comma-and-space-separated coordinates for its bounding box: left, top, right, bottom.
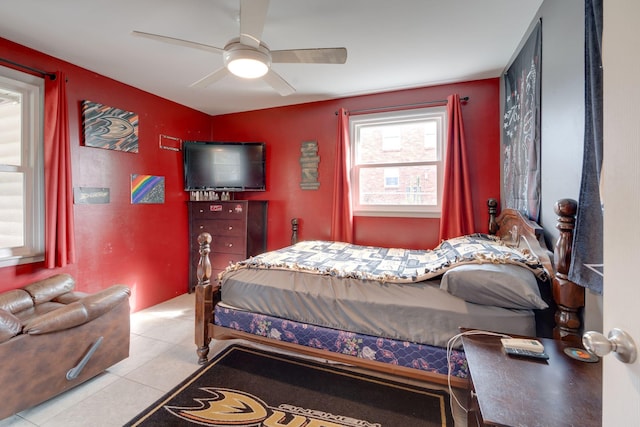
0, 38, 212, 310
211, 79, 501, 251
0, 36, 501, 311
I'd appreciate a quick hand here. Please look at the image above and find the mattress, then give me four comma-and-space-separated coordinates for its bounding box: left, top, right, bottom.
220, 267, 536, 349
214, 302, 470, 378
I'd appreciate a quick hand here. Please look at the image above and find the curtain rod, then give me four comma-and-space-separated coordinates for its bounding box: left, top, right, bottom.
335, 96, 469, 115
0, 57, 56, 80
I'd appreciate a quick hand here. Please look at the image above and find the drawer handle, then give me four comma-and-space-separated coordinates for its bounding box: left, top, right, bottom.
227, 243, 233, 248
199, 225, 204, 229
228, 226, 233, 230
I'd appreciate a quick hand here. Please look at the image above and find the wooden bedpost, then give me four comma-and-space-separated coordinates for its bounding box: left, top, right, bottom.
291, 218, 299, 245
194, 232, 213, 364
552, 198, 584, 343
487, 198, 499, 235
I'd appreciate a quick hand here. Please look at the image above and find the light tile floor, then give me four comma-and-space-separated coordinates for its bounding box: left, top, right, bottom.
0, 293, 467, 427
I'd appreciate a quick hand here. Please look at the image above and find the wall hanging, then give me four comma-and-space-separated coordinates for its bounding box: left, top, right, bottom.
502, 20, 542, 221
73, 187, 110, 204
82, 100, 139, 153
131, 174, 164, 204
299, 140, 320, 190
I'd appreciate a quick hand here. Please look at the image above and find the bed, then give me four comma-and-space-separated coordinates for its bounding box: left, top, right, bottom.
194, 198, 584, 389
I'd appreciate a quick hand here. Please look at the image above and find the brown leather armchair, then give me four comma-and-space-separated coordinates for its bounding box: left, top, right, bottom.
0, 274, 131, 420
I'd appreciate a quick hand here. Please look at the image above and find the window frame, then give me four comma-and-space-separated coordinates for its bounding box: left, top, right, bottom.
349, 106, 447, 218
0, 65, 45, 267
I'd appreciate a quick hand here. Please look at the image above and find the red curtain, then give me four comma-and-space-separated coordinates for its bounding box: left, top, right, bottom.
330, 108, 353, 242
438, 94, 474, 241
44, 72, 75, 268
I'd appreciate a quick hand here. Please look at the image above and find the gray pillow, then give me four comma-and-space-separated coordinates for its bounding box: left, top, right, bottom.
440, 263, 548, 310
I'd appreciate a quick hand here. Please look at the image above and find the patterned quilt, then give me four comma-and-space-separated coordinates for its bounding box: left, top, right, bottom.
223, 234, 548, 284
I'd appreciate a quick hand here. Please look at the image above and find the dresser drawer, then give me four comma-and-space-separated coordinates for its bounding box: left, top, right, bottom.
192, 219, 244, 237
189, 252, 246, 286
211, 235, 246, 255
190, 202, 248, 220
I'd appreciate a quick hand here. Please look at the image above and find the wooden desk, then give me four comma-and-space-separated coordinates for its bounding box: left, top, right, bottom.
462, 333, 602, 426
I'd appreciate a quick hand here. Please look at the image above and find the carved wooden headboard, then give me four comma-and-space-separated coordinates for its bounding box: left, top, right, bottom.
488, 198, 583, 342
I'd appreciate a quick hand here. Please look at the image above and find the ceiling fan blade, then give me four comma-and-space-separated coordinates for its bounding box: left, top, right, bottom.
271, 48, 347, 64
131, 30, 224, 54
189, 67, 229, 88
239, 0, 269, 48
262, 69, 295, 96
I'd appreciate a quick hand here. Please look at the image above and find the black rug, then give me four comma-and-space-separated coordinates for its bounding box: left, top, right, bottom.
125, 344, 453, 426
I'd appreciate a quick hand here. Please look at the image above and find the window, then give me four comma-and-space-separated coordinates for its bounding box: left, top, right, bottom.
383, 167, 399, 188
0, 66, 44, 267
350, 106, 446, 217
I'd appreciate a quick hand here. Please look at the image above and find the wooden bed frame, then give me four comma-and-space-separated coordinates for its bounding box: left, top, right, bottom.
194, 198, 583, 389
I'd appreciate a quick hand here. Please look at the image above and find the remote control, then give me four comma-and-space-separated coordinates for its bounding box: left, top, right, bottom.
501, 338, 545, 353
504, 346, 550, 359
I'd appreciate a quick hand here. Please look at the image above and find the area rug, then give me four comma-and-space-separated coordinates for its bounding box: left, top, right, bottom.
125, 344, 453, 426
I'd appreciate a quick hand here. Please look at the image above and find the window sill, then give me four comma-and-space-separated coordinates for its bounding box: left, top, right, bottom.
0, 253, 45, 269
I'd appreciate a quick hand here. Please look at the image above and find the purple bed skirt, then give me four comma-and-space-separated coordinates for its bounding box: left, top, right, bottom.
214, 304, 469, 379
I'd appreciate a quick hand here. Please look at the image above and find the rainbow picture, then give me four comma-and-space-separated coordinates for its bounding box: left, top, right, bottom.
131, 174, 164, 204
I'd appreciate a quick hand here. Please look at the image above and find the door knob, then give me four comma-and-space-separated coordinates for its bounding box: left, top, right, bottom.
582, 328, 637, 363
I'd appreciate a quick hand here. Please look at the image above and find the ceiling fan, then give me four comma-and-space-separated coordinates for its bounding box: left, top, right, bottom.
131, 0, 347, 96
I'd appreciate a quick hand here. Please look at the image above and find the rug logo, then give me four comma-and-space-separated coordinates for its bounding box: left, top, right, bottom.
165, 387, 381, 427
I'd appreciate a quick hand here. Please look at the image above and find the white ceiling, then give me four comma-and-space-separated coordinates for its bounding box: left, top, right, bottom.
0, 0, 542, 116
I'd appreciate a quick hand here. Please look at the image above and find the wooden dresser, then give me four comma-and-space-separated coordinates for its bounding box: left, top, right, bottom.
187, 200, 267, 292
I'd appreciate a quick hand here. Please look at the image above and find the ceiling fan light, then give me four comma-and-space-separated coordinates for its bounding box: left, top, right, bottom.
227, 57, 269, 79
224, 45, 271, 79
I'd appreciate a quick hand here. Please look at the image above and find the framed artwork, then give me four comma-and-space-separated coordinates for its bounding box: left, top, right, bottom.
502, 21, 542, 221
131, 174, 165, 204
82, 100, 139, 153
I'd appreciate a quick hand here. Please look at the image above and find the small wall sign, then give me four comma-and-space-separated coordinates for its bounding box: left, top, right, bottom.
300, 140, 320, 190
74, 187, 110, 204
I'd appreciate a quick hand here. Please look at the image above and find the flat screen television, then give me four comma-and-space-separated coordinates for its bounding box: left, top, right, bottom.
183, 141, 266, 191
